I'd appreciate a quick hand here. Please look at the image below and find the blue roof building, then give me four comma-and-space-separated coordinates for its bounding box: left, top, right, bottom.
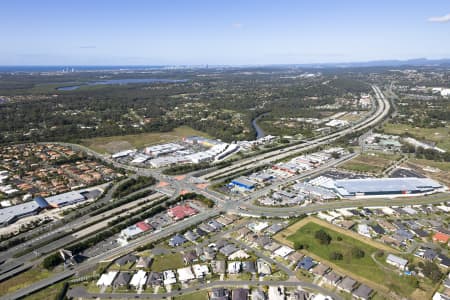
33, 196, 50, 208
298, 256, 315, 270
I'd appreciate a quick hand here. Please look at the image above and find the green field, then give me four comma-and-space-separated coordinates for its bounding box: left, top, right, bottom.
340, 152, 401, 173
81, 126, 211, 153
287, 222, 418, 297
151, 253, 185, 272
0, 267, 53, 295
383, 123, 450, 151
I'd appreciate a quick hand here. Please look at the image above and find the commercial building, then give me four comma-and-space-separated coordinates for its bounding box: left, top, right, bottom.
230, 177, 256, 190
332, 177, 444, 198
167, 204, 198, 220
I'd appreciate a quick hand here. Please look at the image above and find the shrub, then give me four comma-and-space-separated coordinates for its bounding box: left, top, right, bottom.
351, 247, 365, 259
330, 251, 343, 260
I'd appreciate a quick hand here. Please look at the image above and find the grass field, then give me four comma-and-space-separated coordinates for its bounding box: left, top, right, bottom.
340, 152, 401, 173
0, 267, 53, 295
383, 123, 450, 151
81, 126, 211, 153
174, 291, 209, 300
151, 252, 185, 272
22, 282, 65, 300
276, 217, 421, 298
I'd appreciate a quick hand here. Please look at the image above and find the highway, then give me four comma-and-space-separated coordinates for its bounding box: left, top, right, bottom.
200, 85, 390, 180
0, 85, 415, 300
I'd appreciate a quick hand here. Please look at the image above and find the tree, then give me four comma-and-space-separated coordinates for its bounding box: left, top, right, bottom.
330, 251, 343, 260
351, 247, 365, 259
422, 261, 443, 283
43, 253, 63, 270
314, 229, 332, 245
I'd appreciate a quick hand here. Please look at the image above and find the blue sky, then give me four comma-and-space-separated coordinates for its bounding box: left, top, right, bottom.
0, 0, 449, 65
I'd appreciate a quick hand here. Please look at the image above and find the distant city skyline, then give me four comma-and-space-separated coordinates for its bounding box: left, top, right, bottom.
1, 0, 449, 65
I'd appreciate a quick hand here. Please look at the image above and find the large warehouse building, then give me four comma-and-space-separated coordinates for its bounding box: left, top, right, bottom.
332, 177, 445, 198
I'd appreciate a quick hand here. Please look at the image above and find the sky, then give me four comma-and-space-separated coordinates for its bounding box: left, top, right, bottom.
0, 0, 449, 65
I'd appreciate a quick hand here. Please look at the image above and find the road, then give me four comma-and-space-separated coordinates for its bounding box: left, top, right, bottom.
68, 279, 342, 300
1, 85, 425, 300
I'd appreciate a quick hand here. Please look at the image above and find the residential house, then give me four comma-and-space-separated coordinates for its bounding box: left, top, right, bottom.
353, 284, 373, 300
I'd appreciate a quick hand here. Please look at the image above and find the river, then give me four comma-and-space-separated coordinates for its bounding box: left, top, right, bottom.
251, 113, 268, 139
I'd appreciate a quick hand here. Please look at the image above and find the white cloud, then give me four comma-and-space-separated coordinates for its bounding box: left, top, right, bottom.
232, 22, 243, 29
428, 14, 450, 23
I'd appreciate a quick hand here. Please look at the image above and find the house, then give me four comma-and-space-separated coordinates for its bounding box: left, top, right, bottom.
274, 246, 294, 258
266, 223, 284, 235
177, 266, 195, 283
228, 261, 241, 274
220, 244, 238, 257
146, 272, 163, 287
297, 256, 315, 270
386, 254, 408, 270
256, 259, 272, 276
237, 227, 251, 239
265, 242, 281, 252
183, 250, 198, 264
195, 228, 207, 237
287, 252, 304, 264
353, 284, 373, 300
311, 263, 330, 277
370, 224, 385, 235
210, 287, 230, 300
229, 250, 250, 260
112, 272, 132, 288
433, 232, 450, 244
184, 230, 200, 242
211, 260, 226, 274
169, 234, 187, 247
163, 270, 177, 285
208, 220, 224, 231
252, 289, 267, 300
136, 257, 153, 269
96, 271, 118, 287
242, 261, 256, 274
337, 277, 357, 293
192, 264, 210, 278
198, 223, 215, 233
232, 288, 249, 300
216, 216, 233, 226
323, 271, 342, 286
115, 254, 138, 267
357, 224, 371, 238
203, 246, 216, 260
268, 286, 285, 300
438, 255, 450, 269
130, 270, 147, 289
289, 290, 309, 300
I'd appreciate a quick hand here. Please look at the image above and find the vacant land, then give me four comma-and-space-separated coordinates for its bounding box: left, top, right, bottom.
22, 282, 65, 300
340, 152, 401, 173
275, 217, 422, 298
174, 291, 209, 300
151, 252, 185, 272
0, 267, 53, 295
383, 123, 450, 151
81, 126, 210, 153
403, 159, 450, 187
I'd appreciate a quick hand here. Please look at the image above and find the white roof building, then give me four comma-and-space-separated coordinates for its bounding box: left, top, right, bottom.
268, 286, 285, 300
192, 264, 210, 278
130, 270, 147, 288
228, 250, 250, 260
386, 254, 408, 270
96, 271, 118, 287
163, 270, 177, 285
274, 246, 294, 258
228, 261, 241, 274
177, 267, 195, 282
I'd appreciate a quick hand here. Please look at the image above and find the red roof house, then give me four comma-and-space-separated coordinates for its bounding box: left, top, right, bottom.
136, 221, 152, 232
433, 232, 450, 243
167, 205, 198, 220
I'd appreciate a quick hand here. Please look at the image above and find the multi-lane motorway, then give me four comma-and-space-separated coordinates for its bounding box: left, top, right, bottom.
3, 85, 442, 300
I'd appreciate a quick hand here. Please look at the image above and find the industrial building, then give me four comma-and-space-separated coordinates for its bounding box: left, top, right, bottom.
332, 177, 444, 198
0, 189, 100, 227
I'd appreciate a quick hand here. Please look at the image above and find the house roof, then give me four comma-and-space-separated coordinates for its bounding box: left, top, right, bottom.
113, 272, 132, 286
298, 256, 315, 270
433, 232, 450, 243
232, 288, 249, 300
338, 277, 357, 291
353, 284, 373, 300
